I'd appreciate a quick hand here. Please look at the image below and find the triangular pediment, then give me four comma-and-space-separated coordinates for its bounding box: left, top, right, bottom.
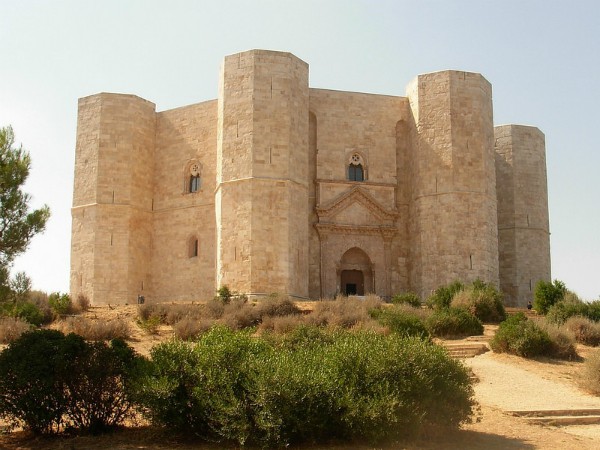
316, 187, 398, 226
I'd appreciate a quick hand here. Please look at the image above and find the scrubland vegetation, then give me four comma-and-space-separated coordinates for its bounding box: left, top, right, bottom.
3, 278, 600, 446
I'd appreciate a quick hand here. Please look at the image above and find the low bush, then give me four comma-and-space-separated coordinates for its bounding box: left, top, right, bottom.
308, 297, 379, 328
452, 283, 506, 323
137, 327, 474, 447
565, 316, 600, 346
490, 313, 553, 358
136, 316, 161, 335
425, 307, 483, 338
579, 350, 600, 395
48, 292, 72, 316
221, 298, 261, 329
540, 322, 578, 360
59, 317, 131, 341
533, 279, 566, 315
258, 314, 306, 334
6, 301, 47, 326
172, 317, 213, 340
546, 301, 589, 325
426, 281, 464, 310
255, 295, 302, 318
204, 297, 225, 319
370, 305, 429, 338
0, 317, 31, 343
546, 300, 600, 325
391, 292, 421, 308
75, 293, 90, 312
0, 330, 145, 434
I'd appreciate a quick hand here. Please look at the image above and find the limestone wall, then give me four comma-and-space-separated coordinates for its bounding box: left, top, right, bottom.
309, 89, 410, 298
495, 125, 550, 306
151, 101, 218, 302
216, 50, 310, 298
71, 93, 155, 304
407, 71, 499, 298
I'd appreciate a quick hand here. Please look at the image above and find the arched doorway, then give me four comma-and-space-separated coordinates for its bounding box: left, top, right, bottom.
338, 247, 373, 296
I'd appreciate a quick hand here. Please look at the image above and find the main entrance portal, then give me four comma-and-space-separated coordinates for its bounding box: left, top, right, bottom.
338, 247, 373, 296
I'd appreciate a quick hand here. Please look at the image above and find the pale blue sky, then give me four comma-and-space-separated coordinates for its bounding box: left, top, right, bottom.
1, 0, 599, 299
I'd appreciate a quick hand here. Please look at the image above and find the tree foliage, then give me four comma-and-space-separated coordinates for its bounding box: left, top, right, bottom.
534, 279, 567, 314
0, 126, 50, 299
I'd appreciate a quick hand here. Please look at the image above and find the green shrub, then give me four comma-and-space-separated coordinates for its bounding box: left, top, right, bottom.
426, 281, 464, 310
0, 329, 68, 433
534, 280, 566, 315
48, 292, 72, 316
138, 327, 474, 447
136, 316, 161, 334
137, 326, 270, 444
546, 301, 589, 325
370, 305, 429, 338
425, 307, 483, 338
490, 313, 553, 357
565, 316, 600, 346
0, 330, 145, 434
9, 301, 46, 326
391, 292, 421, 308
452, 283, 506, 323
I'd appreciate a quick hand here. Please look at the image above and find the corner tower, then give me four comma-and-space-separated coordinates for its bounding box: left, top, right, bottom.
407, 71, 499, 297
215, 50, 310, 298
70, 94, 155, 304
495, 125, 550, 306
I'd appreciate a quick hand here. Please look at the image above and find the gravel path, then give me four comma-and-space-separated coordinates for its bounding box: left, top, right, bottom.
465, 352, 600, 411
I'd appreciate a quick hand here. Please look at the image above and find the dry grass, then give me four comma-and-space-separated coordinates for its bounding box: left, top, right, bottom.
59, 316, 131, 341
308, 296, 381, 328
258, 314, 307, 334
564, 316, 600, 346
221, 299, 260, 329
254, 295, 302, 318
539, 321, 579, 360
173, 317, 214, 340
75, 293, 91, 312
0, 317, 31, 343
580, 349, 600, 395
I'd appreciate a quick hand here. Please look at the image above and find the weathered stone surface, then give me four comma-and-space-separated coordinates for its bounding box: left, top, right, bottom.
70, 50, 550, 307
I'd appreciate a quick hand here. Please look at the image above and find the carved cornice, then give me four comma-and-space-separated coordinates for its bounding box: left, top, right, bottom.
315, 222, 397, 238
316, 186, 398, 222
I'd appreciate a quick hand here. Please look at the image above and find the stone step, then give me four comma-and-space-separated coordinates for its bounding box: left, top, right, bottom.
510, 408, 600, 417
441, 342, 489, 358
522, 415, 600, 426
509, 409, 600, 426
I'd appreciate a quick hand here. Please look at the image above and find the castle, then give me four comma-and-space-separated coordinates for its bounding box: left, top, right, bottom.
70, 49, 550, 307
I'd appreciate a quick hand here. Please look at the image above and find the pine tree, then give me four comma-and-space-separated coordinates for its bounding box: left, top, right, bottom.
0, 126, 50, 299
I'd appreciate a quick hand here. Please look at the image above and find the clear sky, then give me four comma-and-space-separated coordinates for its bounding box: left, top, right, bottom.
1, 0, 599, 300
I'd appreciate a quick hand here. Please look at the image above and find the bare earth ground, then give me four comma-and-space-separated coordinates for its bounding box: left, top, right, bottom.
2, 304, 600, 449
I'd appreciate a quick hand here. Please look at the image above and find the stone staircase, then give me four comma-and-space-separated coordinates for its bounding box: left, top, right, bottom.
442, 341, 489, 359
509, 409, 600, 426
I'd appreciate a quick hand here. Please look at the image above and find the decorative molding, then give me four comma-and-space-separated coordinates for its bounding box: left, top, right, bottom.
316, 186, 398, 223
315, 222, 397, 238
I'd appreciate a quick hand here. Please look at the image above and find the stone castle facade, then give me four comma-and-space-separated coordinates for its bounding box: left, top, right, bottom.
70, 49, 550, 307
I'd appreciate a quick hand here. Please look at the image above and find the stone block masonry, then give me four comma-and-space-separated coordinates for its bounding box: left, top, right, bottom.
70, 49, 550, 307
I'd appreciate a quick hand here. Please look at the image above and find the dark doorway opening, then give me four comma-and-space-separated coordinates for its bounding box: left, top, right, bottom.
341, 270, 364, 296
